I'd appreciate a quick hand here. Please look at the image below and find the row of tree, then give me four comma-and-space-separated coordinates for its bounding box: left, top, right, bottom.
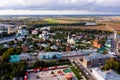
0, 62, 27, 80
33, 22, 86, 28
33, 59, 70, 68
103, 59, 120, 74
50, 26, 112, 35
0, 48, 22, 62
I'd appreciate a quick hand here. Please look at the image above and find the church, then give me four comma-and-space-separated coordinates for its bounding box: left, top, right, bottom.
67, 35, 76, 44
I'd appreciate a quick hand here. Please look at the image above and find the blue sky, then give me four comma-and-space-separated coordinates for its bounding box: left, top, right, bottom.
0, 0, 120, 15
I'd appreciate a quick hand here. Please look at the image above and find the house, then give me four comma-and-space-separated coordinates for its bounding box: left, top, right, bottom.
17, 29, 28, 36
32, 30, 38, 35
92, 67, 120, 80
22, 42, 29, 53
66, 45, 71, 51
39, 31, 50, 40
41, 44, 49, 48
50, 45, 58, 50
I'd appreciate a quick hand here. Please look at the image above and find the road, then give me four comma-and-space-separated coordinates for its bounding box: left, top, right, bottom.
69, 58, 96, 80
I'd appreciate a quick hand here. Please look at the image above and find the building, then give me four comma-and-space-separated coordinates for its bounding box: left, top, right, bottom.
93, 39, 101, 48
67, 35, 75, 44
20, 54, 31, 61
9, 55, 20, 62
66, 45, 71, 51
39, 31, 50, 40
105, 39, 112, 48
38, 52, 62, 60
0, 35, 25, 44
92, 67, 120, 80
85, 22, 97, 26
22, 42, 29, 53
40, 26, 50, 31
0, 24, 17, 34
97, 47, 106, 53
17, 29, 28, 36
116, 40, 120, 53
32, 30, 38, 35
82, 52, 115, 68
9, 54, 31, 62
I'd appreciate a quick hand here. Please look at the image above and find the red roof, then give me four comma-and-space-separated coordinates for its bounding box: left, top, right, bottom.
42, 68, 48, 71
65, 73, 73, 79
24, 76, 28, 80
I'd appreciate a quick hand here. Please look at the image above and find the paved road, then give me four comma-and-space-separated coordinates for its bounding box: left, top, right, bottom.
69, 58, 96, 80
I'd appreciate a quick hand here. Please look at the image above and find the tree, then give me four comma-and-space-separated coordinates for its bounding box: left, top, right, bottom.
103, 50, 108, 54
0, 48, 14, 62
104, 59, 120, 72
52, 55, 57, 59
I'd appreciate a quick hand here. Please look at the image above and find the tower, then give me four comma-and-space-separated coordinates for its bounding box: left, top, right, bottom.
111, 31, 118, 52
7, 26, 11, 34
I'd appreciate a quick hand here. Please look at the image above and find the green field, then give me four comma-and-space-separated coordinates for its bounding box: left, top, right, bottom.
70, 67, 82, 80
44, 18, 57, 23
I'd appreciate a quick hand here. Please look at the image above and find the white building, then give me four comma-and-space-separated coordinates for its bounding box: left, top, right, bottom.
17, 29, 28, 35
32, 30, 38, 35
92, 67, 120, 80
20, 53, 31, 61
85, 22, 97, 26
67, 35, 75, 44
39, 31, 49, 40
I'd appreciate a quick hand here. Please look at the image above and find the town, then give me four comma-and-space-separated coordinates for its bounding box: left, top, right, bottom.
0, 15, 120, 80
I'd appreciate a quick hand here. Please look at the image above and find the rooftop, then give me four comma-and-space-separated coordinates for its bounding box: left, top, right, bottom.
85, 52, 115, 61
93, 68, 120, 80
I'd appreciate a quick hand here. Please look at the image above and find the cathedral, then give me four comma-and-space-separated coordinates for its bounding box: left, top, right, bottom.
67, 35, 75, 44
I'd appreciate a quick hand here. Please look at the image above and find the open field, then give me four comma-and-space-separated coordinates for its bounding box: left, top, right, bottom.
104, 22, 120, 31
52, 25, 110, 31
44, 18, 57, 23
100, 22, 120, 34
56, 17, 94, 21
105, 16, 120, 21
44, 18, 94, 24
44, 18, 79, 24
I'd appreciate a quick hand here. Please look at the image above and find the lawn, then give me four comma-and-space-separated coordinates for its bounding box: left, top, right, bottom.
44, 18, 57, 24
70, 67, 82, 80
63, 68, 72, 73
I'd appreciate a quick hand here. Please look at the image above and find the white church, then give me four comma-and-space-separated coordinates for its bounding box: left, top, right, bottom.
67, 35, 76, 44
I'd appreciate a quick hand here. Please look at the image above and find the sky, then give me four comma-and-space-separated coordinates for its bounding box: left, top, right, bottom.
0, 0, 120, 15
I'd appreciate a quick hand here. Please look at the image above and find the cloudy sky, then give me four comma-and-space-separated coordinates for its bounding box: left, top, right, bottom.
0, 0, 120, 15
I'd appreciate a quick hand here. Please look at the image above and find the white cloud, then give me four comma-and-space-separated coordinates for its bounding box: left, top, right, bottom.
0, 0, 119, 14
88, 0, 120, 7
0, 0, 119, 9
0, 10, 118, 15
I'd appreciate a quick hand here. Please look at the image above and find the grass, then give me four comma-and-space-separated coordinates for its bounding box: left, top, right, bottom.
44, 18, 57, 24
70, 67, 82, 80
63, 68, 72, 73
74, 63, 89, 80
